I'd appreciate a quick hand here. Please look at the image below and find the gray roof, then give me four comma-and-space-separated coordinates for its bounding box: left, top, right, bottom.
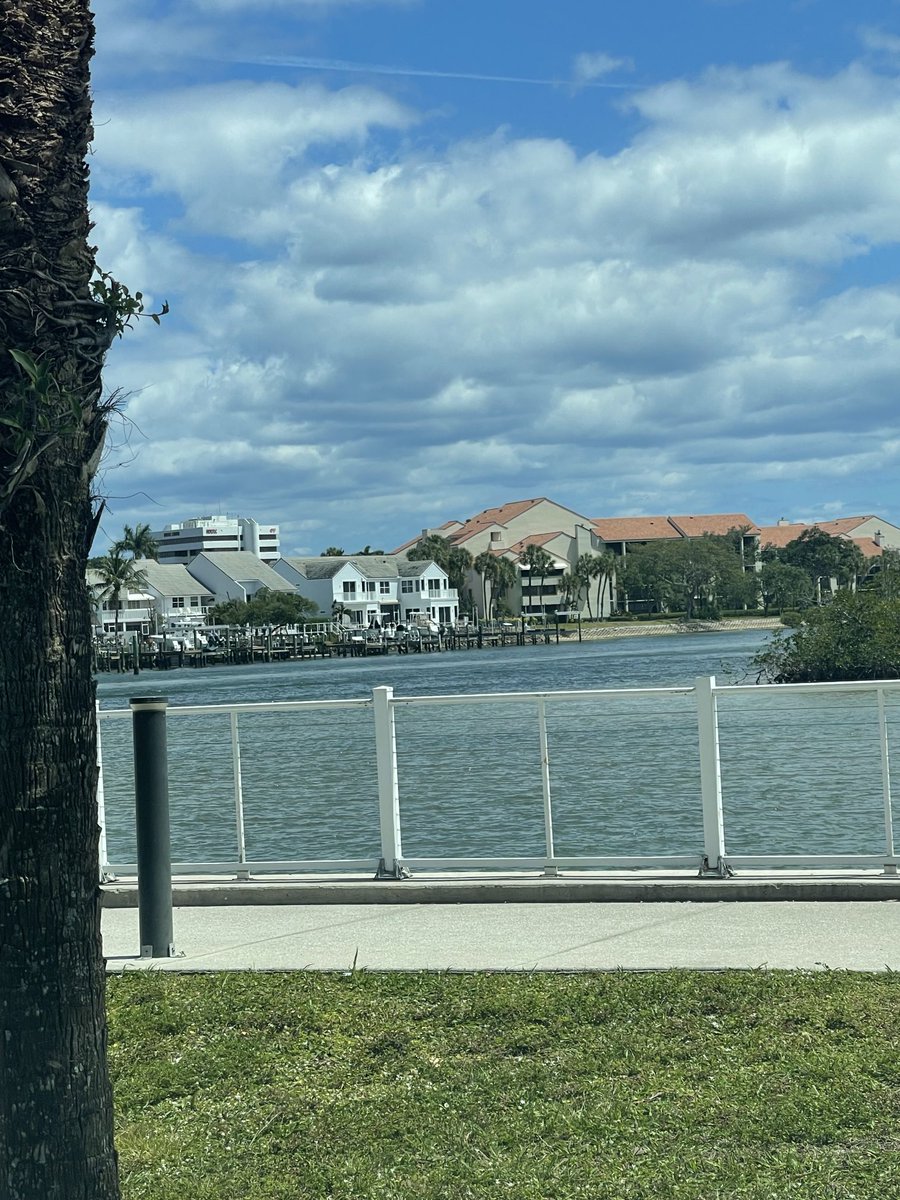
279, 555, 415, 581
397, 559, 439, 577
132, 560, 213, 598
193, 552, 295, 591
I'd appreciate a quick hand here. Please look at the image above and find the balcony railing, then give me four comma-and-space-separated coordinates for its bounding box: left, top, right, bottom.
97, 676, 900, 881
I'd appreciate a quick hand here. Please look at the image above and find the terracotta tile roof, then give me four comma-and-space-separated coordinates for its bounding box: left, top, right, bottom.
668, 514, 759, 537
449, 498, 546, 540
453, 524, 504, 544
757, 523, 885, 557
812, 516, 875, 537
390, 520, 463, 555
508, 532, 564, 554
756, 523, 811, 549
591, 516, 682, 541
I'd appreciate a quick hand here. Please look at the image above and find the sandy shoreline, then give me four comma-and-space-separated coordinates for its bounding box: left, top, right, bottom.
568, 617, 783, 642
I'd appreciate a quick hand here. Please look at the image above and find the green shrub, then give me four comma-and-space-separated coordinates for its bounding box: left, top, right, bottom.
780, 610, 804, 627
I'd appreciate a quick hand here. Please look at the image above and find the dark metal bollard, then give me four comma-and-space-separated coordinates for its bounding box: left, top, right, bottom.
130, 697, 175, 957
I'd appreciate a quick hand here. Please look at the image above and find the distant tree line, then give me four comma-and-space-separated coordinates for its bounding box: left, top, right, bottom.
753, 582, 900, 682
617, 527, 877, 620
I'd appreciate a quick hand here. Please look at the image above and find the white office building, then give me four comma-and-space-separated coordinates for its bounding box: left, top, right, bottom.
151, 515, 280, 564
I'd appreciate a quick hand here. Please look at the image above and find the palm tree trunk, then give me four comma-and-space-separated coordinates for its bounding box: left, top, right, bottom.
0, 3, 120, 1196
1, 467, 118, 1200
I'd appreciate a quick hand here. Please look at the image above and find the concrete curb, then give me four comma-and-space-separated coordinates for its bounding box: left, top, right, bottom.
101, 877, 900, 907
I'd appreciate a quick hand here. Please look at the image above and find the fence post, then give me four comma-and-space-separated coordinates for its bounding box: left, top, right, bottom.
373, 685, 408, 878
230, 711, 250, 881
877, 689, 897, 875
131, 696, 176, 956
695, 675, 729, 877
537, 697, 557, 875
96, 702, 114, 883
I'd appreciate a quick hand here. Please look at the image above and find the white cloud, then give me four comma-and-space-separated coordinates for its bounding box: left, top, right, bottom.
572, 51, 633, 84
93, 82, 416, 239
92, 56, 900, 548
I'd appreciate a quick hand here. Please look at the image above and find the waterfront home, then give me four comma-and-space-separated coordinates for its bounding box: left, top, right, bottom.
88, 560, 217, 636
186, 551, 297, 604
273, 556, 460, 628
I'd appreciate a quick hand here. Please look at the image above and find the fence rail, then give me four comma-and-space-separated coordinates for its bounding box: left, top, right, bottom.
97, 676, 900, 881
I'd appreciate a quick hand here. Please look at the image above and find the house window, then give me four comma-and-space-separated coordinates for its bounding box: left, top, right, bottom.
401, 580, 414, 593
379, 581, 390, 594
343, 581, 356, 596
171, 596, 185, 609
428, 578, 440, 593
415, 580, 422, 592
362, 581, 375, 593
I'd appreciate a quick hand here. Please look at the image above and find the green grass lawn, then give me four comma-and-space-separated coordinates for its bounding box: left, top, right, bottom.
109, 970, 900, 1199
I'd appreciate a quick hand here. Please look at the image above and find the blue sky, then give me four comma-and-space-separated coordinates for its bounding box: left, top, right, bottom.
89, 0, 900, 554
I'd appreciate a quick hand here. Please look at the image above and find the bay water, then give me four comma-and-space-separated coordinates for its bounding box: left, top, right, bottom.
97, 630, 898, 868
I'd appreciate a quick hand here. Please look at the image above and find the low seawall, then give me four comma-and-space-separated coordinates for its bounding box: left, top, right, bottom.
574, 617, 782, 642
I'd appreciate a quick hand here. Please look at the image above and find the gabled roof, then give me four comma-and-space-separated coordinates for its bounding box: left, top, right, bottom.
194, 552, 294, 590
453, 523, 505, 545
668, 514, 759, 537
508, 531, 566, 556
280, 555, 405, 580
756, 524, 809, 549
449, 497, 590, 545
390, 520, 464, 555
135, 560, 213, 598
809, 516, 876, 537
757, 522, 885, 554
398, 559, 444, 577
852, 537, 884, 559
591, 516, 682, 541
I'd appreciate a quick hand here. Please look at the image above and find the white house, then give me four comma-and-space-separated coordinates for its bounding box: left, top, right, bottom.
273, 556, 459, 627
133, 561, 216, 630
186, 551, 297, 603
88, 561, 217, 635
88, 569, 154, 636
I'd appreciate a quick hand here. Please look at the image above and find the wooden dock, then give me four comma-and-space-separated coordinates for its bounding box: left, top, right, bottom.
93, 623, 560, 673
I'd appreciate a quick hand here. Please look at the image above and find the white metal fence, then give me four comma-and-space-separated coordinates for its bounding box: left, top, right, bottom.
97, 676, 900, 880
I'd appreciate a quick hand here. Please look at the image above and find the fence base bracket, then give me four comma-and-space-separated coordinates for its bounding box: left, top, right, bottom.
375, 858, 411, 880
698, 855, 734, 878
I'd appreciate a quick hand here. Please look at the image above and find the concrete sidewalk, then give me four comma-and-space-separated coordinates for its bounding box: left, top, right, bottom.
103, 899, 900, 973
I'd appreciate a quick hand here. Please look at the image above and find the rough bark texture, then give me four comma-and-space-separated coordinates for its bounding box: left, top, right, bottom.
0, 2, 120, 1197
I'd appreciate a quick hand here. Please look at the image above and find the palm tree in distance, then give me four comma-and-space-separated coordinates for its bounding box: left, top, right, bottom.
559, 571, 581, 615
92, 549, 148, 640
494, 556, 518, 617
520, 543, 555, 619
594, 551, 618, 618
408, 533, 473, 598
322, 547, 345, 556
114, 521, 158, 560
576, 552, 596, 618
474, 550, 499, 618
